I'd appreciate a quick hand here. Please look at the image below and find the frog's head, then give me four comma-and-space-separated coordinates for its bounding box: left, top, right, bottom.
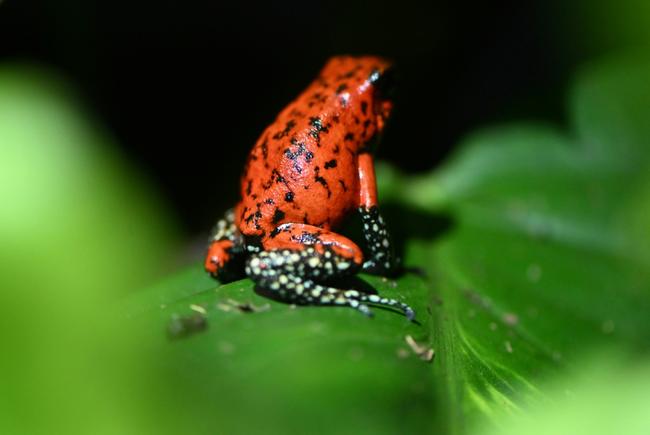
366, 59, 396, 133
319, 55, 396, 148
320, 56, 395, 125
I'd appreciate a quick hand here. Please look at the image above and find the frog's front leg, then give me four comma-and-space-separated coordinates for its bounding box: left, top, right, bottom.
205, 208, 246, 282
358, 153, 397, 275
245, 223, 414, 319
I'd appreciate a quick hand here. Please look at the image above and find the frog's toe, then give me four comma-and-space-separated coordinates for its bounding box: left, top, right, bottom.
405, 306, 416, 322
358, 293, 416, 321
349, 299, 373, 317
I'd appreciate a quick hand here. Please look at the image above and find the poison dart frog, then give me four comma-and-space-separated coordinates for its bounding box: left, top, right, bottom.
205, 55, 414, 320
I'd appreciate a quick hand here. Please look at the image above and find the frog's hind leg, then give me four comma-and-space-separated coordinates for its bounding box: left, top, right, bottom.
357, 153, 398, 275
246, 245, 414, 320
205, 208, 246, 282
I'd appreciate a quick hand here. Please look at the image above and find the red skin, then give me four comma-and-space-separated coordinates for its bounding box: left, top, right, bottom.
205, 239, 233, 272
206, 55, 392, 273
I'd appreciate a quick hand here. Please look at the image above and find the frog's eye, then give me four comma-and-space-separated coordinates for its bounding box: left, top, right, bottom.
370, 65, 397, 101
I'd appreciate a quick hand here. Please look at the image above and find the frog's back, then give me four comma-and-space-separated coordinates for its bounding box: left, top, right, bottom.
236, 56, 391, 237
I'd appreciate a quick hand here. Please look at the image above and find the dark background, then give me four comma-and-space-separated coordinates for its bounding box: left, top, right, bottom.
0, 0, 598, 234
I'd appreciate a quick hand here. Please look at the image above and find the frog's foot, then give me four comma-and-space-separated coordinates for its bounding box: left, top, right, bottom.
205, 208, 246, 282
359, 205, 397, 276
245, 247, 415, 320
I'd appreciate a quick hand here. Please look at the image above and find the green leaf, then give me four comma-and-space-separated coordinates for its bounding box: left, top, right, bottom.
0, 64, 179, 435
475, 353, 650, 435
121, 56, 650, 434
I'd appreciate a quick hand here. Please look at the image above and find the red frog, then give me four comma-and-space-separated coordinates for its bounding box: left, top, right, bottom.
205, 55, 414, 319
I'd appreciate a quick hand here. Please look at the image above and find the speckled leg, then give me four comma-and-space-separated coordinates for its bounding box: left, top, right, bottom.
205, 208, 246, 282
357, 153, 396, 275
359, 206, 396, 275
245, 246, 414, 319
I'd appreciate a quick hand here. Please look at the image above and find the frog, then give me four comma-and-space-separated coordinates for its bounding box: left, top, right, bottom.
205, 55, 414, 320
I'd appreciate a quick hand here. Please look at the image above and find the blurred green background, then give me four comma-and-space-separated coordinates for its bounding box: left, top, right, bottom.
1, 1, 649, 434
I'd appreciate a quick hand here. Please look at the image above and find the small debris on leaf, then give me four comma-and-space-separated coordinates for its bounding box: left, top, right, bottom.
420, 348, 435, 362
167, 312, 207, 340
405, 335, 435, 362
216, 298, 271, 313
502, 312, 519, 326
190, 304, 207, 315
